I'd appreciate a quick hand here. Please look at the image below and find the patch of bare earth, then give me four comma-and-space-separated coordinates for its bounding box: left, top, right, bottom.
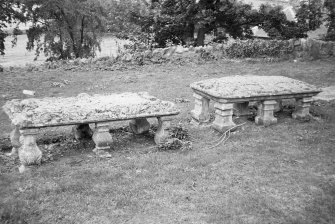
0, 58, 335, 224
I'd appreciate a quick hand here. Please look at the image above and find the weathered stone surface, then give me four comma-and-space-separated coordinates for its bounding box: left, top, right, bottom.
190, 75, 321, 99
175, 45, 185, 54
212, 102, 236, 132
154, 117, 172, 145
255, 100, 278, 126
313, 86, 335, 101
190, 93, 210, 123
18, 129, 42, 173
163, 46, 177, 57
3, 92, 179, 128
190, 75, 320, 128
92, 123, 113, 151
292, 97, 312, 119
308, 38, 321, 59
7, 126, 22, 157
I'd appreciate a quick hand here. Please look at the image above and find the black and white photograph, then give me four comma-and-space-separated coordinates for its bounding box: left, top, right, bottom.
1, 0, 334, 223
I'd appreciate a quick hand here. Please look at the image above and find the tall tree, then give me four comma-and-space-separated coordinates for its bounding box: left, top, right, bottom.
0, 0, 26, 55
23, 0, 107, 59
131, 0, 260, 47
103, 0, 145, 39
258, 4, 308, 39
295, 0, 323, 31
324, 0, 335, 40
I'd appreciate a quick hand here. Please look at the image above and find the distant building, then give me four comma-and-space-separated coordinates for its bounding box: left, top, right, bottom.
251, 26, 269, 39
240, 0, 296, 38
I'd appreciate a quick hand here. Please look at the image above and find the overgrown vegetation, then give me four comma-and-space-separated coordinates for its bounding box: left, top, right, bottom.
24, 0, 107, 60
223, 39, 293, 58
1, 0, 335, 60
0, 0, 26, 55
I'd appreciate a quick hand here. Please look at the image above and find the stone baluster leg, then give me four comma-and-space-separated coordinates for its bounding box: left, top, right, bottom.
212, 102, 236, 132
92, 123, 113, 157
7, 125, 22, 157
233, 102, 250, 116
255, 100, 278, 126
18, 129, 42, 173
154, 117, 172, 145
129, 118, 150, 134
190, 93, 210, 123
72, 123, 93, 140
292, 97, 312, 119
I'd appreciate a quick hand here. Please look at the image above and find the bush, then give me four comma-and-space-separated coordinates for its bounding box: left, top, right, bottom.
223, 39, 292, 58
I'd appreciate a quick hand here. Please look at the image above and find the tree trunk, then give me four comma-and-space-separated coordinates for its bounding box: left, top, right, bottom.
182, 23, 195, 46
196, 27, 206, 46
79, 16, 85, 58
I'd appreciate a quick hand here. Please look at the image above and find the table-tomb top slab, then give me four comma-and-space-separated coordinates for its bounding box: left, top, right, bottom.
190, 75, 321, 99
3, 92, 179, 128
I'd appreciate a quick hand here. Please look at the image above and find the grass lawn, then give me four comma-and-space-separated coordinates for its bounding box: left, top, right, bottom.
0, 58, 335, 224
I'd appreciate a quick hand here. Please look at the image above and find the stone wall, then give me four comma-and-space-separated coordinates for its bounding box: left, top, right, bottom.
288, 38, 335, 59
149, 38, 335, 60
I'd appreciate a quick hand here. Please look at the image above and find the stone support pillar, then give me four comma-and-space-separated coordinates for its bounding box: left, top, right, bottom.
233, 102, 250, 116
292, 97, 312, 119
129, 118, 150, 134
190, 93, 210, 123
154, 117, 172, 145
72, 123, 93, 140
18, 129, 42, 173
7, 125, 21, 157
212, 102, 236, 132
255, 100, 278, 126
92, 123, 113, 156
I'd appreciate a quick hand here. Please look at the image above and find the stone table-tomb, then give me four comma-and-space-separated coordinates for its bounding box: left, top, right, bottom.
3, 92, 179, 172
190, 75, 321, 132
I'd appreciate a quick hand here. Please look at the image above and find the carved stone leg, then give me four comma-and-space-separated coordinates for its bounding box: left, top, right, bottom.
255, 100, 278, 126
292, 97, 312, 119
154, 117, 172, 145
190, 93, 210, 123
212, 102, 236, 133
92, 123, 112, 157
72, 123, 93, 140
129, 118, 150, 134
7, 126, 21, 157
18, 129, 42, 173
233, 102, 250, 116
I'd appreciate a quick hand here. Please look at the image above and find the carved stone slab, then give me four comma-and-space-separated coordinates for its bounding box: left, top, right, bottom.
190, 75, 321, 102
3, 92, 180, 128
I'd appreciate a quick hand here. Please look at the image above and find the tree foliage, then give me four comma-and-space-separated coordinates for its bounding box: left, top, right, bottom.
295, 0, 323, 31
131, 0, 313, 47
324, 0, 335, 40
103, 0, 145, 39
130, 0, 261, 47
23, 0, 107, 59
0, 0, 26, 55
258, 4, 308, 39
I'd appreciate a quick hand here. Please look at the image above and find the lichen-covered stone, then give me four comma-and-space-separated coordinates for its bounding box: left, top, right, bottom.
3, 92, 179, 128
190, 75, 321, 99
